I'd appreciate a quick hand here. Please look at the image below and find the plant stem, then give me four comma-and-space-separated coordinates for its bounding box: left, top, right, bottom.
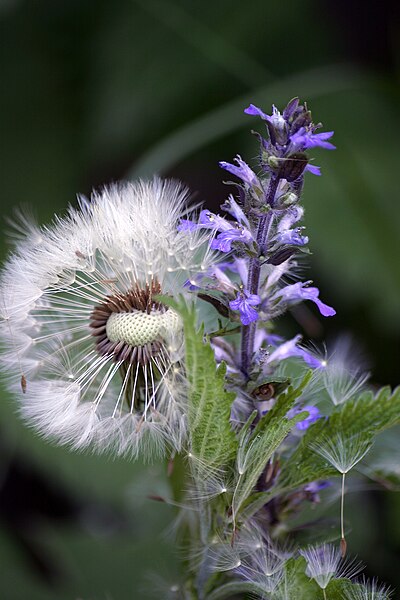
240, 174, 279, 376
340, 472, 347, 556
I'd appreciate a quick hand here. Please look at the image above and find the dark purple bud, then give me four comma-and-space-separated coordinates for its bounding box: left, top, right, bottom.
283, 97, 300, 121
291, 109, 313, 134
197, 293, 230, 318
267, 247, 298, 265
267, 153, 308, 182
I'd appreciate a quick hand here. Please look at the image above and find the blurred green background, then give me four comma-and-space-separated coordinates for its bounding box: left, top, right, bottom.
0, 0, 399, 598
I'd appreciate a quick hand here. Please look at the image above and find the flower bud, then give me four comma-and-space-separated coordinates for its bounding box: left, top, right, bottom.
276, 191, 298, 208
277, 152, 308, 182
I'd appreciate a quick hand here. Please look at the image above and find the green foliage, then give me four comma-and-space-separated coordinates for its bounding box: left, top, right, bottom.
277, 557, 322, 599
266, 385, 400, 501
207, 581, 263, 600
166, 296, 238, 471
232, 373, 312, 519
274, 557, 356, 600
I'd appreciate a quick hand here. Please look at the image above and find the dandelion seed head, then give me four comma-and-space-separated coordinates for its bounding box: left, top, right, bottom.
0, 178, 214, 458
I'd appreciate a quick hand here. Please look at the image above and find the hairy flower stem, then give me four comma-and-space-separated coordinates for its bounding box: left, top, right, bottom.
241, 174, 279, 376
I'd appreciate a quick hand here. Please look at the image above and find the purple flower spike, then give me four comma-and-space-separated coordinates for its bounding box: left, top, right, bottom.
295, 405, 321, 430
244, 103, 270, 120
277, 282, 336, 317
219, 155, 259, 187
229, 288, 261, 325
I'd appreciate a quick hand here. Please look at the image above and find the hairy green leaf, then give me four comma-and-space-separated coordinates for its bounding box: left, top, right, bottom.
232, 373, 312, 520
165, 296, 238, 471
274, 385, 400, 499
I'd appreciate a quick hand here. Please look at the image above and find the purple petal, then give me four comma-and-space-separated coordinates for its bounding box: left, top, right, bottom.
277, 282, 336, 317
229, 289, 261, 325
278, 206, 304, 231
283, 97, 300, 120
295, 405, 321, 430
244, 103, 270, 120
277, 228, 309, 246
178, 219, 199, 232
210, 227, 254, 253
305, 480, 331, 493
296, 348, 327, 369
219, 155, 259, 187
305, 164, 322, 176
266, 334, 303, 364
290, 128, 336, 151
222, 196, 250, 228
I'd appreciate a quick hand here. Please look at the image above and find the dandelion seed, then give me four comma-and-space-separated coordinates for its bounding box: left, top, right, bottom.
344, 577, 393, 600
321, 337, 370, 405
310, 433, 373, 555
299, 543, 361, 598
0, 179, 215, 458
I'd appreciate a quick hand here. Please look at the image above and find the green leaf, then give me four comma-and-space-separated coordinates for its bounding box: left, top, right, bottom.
207, 581, 263, 600
276, 557, 322, 599
165, 296, 238, 471
274, 557, 355, 600
232, 373, 312, 519
273, 385, 400, 500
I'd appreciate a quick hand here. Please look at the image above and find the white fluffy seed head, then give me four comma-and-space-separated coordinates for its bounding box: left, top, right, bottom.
0, 178, 215, 458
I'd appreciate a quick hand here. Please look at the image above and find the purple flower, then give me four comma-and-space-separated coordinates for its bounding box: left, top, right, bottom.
198, 210, 231, 231
305, 481, 330, 493
183, 278, 202, 291
245, 103, 288, 145
278, 206, 304, 231
179, 209, 249, 246
290, 127, 336, 151
276, 282, 336, 317
221, 195, 250, 227
266, 334, 303, 364
295, 405, 321, 430
277, 227, 309, 246
244, 103, 270, 120
210, 226, 254, 253
264, 335, 328, 368
219, 155, 260, 188
177, 219, 198, 232
229, 288, 261, 325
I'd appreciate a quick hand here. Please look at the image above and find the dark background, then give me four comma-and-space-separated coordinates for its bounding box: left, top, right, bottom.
0, 1, 399, 598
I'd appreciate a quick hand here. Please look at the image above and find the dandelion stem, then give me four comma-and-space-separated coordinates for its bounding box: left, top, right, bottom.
323, 588, 327, 600
340, 472, 347, 557
240, 174, 279, 376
